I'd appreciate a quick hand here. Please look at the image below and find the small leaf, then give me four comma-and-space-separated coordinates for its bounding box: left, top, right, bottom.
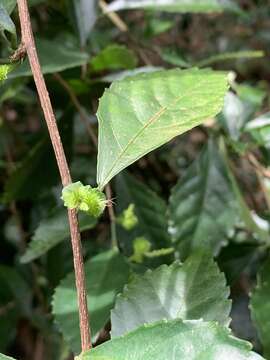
52, 249, 130, 354
9, 38, 89, 77
79, 319, 263, 360
111, 251, 231, 337
245, 112, 270, 148
97, 68, 228, 189
0, 4, 16, 35
1, 0, 16, 14
168, 139, 238, 259
91, 45, 138, 72
72, 0, 96, 47
250, 257, 270, 359
219, 92, 254, 141
107, 0, 241, 13
20, 208, 97, 263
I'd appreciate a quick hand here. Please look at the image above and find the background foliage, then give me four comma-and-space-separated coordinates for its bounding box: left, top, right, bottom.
0, 0, 270, 359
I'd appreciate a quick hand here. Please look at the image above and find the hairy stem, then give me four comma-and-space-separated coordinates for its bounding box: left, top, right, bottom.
17, 0, 92, 351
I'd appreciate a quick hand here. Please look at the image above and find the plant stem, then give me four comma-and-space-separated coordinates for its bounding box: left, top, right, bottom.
16, 0, 92, 352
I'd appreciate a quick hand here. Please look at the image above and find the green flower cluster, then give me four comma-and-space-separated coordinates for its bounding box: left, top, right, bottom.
61, 181, 107, 218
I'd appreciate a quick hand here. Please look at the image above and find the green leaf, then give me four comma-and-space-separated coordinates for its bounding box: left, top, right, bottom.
52, 249, 130, 354
79, 319, 264, 360
1, 0, 16, 14
107, 0, 241, 13
168, 140, 237, 259
221, 142, 270, 244
111, 251, 231, 337
116, 173, 170, 253
9, 38, 89, 77
219, 92, 254, 141
20, 208, 97, 263
0, 354, 17, 360
0, 4, 16, 35
91, 45, 138, 72
245, 112, 270, 148
250, 258, 270, 359
97, 68, 228, 189
72, 0, 96, 47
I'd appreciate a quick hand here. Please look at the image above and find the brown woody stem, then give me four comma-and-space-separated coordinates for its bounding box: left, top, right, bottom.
16, 0, 92, 352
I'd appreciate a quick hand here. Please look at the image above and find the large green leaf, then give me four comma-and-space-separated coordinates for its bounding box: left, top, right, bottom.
250, 258, 270, 359
97, 68, 228, 189
52, 249, 129, 354
116, 173, 170, 253
78, 319, 263, 360
20, 208, 97, 263
107, 0, 240, 13
111, 251, 231, 337
168, 140, 238, 259
9, 38, 89, 77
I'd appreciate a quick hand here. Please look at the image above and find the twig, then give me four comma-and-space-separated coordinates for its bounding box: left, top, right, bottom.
54, 73, 98, 148
16, 0, 91, 352
99, 0, 128, 33
105, 185, 117, 247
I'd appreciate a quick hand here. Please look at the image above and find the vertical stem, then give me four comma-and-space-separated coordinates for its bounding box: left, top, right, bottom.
16, 0, 91, 352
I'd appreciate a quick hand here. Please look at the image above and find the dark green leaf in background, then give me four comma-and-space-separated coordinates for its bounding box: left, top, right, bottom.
20, 208, 97, 263
0, 4, 16, 35
91, 45, 138, 72
250, 257, 270, 359
9, 39, 89, 77
72, 0, 97, 47
169, 140, 238, 259
52, 249, 130, 354
116, 173, 170, 254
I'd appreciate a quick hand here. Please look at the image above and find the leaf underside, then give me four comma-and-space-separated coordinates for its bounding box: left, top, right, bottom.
97, 68, 228, 189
